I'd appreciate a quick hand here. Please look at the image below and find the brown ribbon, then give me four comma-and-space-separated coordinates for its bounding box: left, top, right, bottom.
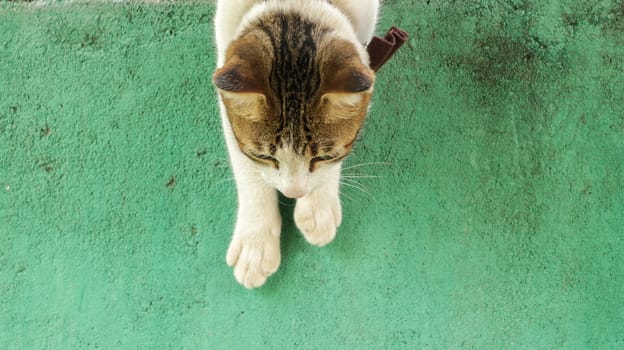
367, 26, 409, 72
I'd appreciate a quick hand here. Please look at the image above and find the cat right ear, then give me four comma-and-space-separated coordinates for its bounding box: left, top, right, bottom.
213, 33, 267, 94
213, 55, 264, 94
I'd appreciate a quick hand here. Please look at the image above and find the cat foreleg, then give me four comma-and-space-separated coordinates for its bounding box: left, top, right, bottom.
226, 175, 282, 288
222, 127, 282, 288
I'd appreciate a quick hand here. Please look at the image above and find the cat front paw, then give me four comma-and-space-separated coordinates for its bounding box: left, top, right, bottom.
294, 192, 342, 247
226, 221, 281, 289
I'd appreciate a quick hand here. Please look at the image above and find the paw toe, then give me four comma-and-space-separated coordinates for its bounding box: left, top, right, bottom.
261, 243, 281, 275
226, 238, 242, 267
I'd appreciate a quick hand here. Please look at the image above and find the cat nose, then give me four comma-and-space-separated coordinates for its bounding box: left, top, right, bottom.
282, 187, 306, 199
280, 167, 308, 198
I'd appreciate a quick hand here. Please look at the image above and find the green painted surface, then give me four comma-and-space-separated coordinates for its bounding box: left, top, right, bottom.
1, 1, 623, 348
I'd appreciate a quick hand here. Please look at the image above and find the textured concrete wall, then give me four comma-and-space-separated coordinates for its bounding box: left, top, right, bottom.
1, 1, 623, 348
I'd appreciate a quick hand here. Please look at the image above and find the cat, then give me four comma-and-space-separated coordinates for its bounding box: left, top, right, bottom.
213, 0, 379, 288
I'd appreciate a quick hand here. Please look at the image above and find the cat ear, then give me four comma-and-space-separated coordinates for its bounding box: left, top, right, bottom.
213, 56, 263, 94
323, 64, 374, 94
213, 34, 267, 94
322, 39, 375, 95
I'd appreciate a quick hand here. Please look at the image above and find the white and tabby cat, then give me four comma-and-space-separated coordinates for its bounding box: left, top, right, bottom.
213, 0, 379, 288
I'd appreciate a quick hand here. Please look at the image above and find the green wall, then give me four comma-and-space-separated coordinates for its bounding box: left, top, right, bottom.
1, 1, 623, 348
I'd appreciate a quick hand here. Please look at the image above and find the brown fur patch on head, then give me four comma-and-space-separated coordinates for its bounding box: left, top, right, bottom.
213, 12, 375, 169
314, 38, 374, 156
213, 29, 278, 159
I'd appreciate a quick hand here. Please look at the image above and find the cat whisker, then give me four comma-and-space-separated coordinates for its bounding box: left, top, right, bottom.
209, 177, 236, 189
341, 177, 370, 190
341, 161, 394, 171
339, 190, 355, 203
214, 164, 232, 170
339, 179, 374, 200
208, 172, 262, 190
341, 174, 381, 179
210, 157, 233, 169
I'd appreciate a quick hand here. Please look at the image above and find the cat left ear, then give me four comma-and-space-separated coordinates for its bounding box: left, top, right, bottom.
321, 39, 375, 95
324, 65, 374, 94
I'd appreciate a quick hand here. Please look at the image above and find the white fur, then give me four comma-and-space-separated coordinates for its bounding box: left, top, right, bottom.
215, 0, 379, 288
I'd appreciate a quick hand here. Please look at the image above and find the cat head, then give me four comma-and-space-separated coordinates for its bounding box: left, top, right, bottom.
213, 14, 374, 198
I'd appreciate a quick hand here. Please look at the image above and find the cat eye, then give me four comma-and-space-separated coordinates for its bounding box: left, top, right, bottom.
311, 155, 336, 163
309, 155, 337, 171
249, 153, 279, 168
254, 154, 275, 161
